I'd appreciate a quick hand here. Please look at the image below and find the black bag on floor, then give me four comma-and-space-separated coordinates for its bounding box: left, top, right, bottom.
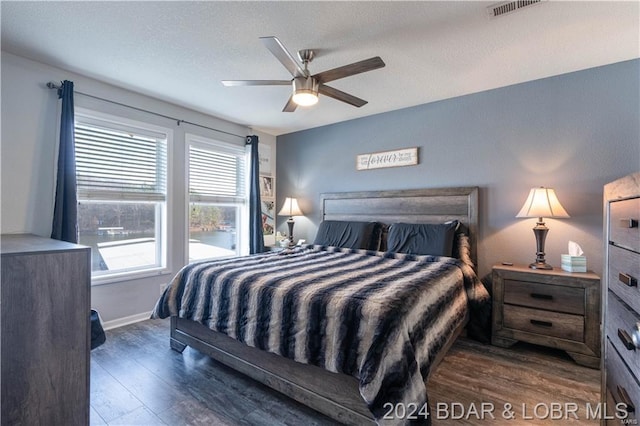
91, 309, 106, 350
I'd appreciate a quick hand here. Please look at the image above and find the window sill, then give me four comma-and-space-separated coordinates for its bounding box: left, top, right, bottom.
91, 267, 172, 286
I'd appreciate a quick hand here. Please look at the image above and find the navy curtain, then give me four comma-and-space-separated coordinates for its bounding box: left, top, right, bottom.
246, 135, 265, 254
51, 80, 78, 243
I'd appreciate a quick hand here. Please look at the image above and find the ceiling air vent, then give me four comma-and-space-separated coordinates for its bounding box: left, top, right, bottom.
487, 0, 543, 18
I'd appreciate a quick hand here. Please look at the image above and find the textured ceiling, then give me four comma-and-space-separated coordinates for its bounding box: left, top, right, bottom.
1, 1, 638, 136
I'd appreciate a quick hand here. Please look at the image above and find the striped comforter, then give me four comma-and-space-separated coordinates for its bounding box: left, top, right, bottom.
152, 244, 490, 425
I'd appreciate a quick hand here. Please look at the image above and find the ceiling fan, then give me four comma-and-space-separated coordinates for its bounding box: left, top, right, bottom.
222, 36, 385, 112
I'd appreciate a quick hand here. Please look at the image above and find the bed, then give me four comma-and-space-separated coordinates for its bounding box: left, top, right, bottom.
152, 187, 490, 425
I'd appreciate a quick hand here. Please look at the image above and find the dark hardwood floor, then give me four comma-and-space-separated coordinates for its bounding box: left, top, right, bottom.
91, 319, 600, 425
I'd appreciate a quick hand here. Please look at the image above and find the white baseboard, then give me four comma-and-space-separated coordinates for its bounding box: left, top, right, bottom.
102, 311, 152, 331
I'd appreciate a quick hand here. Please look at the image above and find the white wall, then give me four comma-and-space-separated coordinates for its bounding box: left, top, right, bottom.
1, 52, 276, 325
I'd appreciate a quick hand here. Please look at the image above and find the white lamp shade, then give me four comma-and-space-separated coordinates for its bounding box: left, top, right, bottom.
516, 187, 570, 219
278, 197, 303, 217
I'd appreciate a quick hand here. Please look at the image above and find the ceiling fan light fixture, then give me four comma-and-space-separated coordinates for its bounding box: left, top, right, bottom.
292, 77, 319, 106
223, 37, 385, 112
292, 91, 318, 106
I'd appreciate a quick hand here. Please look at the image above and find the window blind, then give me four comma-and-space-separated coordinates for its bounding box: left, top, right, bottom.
75, 122, 167, 201
189, 144, 246, 204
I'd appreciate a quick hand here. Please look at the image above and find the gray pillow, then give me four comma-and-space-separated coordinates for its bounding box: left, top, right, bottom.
313, 220, 382, 250
387, 222, 459, 257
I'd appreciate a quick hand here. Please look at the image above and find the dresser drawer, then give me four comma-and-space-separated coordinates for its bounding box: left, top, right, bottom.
504, 279, 584, 315
607, 291, 640, 377
608, 244, 640, 314
610, 197, 640, 253
606, 339, 639, 422
503, 304, 584, 342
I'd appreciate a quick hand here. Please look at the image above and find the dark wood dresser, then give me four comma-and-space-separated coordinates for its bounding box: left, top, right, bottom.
603, 172, 640, 423
1, 234, 91, 426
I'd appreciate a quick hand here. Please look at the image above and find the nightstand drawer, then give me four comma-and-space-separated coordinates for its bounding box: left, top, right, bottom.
608, 244, 640, 314
610, 197, 640, 253
606, 340, 639, 422
606, 291, 640, 376
504, 279, 584, 315
503, 305, 584, 342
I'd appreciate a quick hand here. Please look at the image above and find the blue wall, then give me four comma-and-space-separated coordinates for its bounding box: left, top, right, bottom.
276, 59, 640, 279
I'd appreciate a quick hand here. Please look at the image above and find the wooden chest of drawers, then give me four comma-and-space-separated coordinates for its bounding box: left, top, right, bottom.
1, 234, 91, 426
603, 172, 640, 424
492, 264, 600, 368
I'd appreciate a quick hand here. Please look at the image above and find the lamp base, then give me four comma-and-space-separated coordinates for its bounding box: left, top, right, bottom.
528, 220, 553, 270
286, 217, 295, 247
529, 261, 553, 270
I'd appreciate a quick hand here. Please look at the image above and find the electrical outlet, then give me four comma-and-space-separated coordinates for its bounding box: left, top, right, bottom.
160, 283, 167, 295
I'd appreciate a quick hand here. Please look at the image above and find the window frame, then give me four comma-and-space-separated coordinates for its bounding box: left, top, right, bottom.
75, 108, 172, 284
185, 133, 250, 264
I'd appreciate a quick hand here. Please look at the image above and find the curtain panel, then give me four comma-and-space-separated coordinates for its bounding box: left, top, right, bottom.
51, 80, 79, 243
246, 135, 265, 254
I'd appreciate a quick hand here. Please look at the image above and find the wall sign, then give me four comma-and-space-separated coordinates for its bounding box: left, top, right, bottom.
356, 147, 419, 171
259, 144, 272, 175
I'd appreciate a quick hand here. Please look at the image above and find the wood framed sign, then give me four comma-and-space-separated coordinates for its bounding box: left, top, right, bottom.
356, 147, 418, 171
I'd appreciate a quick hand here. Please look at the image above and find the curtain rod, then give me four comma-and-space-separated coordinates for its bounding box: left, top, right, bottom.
46, 82, 247, 140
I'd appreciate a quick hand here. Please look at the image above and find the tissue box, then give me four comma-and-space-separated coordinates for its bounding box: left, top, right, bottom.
561, 254, 587, 272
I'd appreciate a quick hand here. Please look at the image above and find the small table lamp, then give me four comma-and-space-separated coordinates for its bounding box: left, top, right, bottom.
277, 197, 303, 245
516, 187, 570, 270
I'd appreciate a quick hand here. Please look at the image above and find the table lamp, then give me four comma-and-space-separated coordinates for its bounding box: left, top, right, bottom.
516, 187, 570, 269
278, 197, 303, 245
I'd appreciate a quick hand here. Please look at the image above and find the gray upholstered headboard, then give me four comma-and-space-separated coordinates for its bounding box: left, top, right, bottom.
319, 187, 479, 265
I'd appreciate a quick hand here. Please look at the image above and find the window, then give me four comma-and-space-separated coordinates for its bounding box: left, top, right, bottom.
75, 111, 169, 278
187, 134, 248, 262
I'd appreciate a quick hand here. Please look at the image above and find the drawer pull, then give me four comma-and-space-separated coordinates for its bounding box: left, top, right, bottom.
619, 272, 638, 287
618, 328, 637, 350
632, 322, 640, 348
530, 293, 553, 300
616, 385, 636, 414
530, 319, 552, 327
619, 218, 639, 229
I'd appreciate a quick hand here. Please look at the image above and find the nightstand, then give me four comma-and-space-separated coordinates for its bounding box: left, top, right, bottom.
492, 264, 601, 368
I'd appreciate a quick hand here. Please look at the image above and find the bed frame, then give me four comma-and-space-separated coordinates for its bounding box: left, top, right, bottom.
170, 186, 479, 424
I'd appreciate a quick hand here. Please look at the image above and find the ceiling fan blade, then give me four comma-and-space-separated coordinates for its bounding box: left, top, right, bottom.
282, 95, 298, 112
314, 57, 385, 84
319, 84, 367, 107
221, 80, 290, 86
260, 36, 307, 78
